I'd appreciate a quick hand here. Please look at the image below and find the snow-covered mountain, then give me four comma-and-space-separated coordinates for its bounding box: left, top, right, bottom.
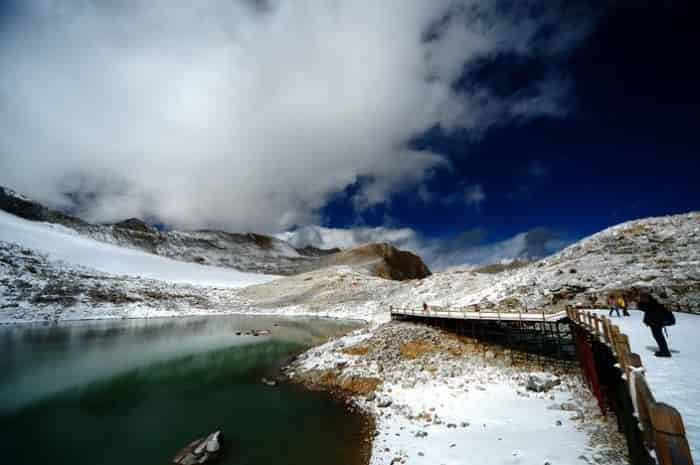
0, 208, 281, 323
0, 186, 327, 275
390, 212, 700, 314
0, 186, 429, 279
0, 210, 277, 288
278, 224, 568, 271
215, 211, 700, 319
1, 183, 698, 324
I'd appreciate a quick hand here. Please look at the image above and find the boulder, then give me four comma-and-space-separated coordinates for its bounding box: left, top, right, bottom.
173, 430, 224, 465
526, 373, 561, 393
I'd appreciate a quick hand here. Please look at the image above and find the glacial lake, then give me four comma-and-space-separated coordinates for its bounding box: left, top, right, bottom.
0, 315, 369, 465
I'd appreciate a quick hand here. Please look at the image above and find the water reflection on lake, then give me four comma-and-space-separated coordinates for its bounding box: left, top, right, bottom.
0, 315, 368, 465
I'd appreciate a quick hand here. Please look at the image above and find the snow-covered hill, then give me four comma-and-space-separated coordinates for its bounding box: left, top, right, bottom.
0, 211, 277, 288
388, 212, 700, 314
236, 211, 700, 318
1, 180, 698, 324
0, 186, 430, 280
0, 186, 331, 275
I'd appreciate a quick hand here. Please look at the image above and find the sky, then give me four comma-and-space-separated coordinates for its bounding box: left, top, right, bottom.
0, 0, 698, 268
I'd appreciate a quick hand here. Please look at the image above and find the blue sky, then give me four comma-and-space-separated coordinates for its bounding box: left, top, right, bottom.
320, 0, 700, 248
0, 1, 698, 267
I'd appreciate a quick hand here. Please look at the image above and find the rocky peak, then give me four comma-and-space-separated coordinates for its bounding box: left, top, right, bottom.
295, 245, 341, 257
112, 218, 158, 234
317, 242, 431, 281
0, 186, 86, 229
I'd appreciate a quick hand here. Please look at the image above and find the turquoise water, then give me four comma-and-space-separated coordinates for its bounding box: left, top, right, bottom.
0, 316, 369, 465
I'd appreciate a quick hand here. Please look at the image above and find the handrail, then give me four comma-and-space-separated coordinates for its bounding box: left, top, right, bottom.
567, 307, 694, 465
390, 307, 568, 322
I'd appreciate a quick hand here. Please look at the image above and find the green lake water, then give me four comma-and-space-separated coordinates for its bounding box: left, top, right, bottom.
0, 315, 368, 465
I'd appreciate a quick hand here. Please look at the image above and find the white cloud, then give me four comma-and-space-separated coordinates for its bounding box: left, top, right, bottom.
278, 225, 418, 250
464, 184, 486, 208
0, 1, 592, 232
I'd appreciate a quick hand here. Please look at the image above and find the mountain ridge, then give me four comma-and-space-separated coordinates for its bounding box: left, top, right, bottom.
389, 211, 700, 314
0, 185, 430, 280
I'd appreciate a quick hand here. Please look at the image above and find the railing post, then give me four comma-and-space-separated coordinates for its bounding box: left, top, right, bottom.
592, 314, 601, 340
602, 316, 612, 345
620, 333, 632, 380
650, 403, 694, 465
629, 354, 655, 450
611, 325, 621, 357
569, 308, 693, 465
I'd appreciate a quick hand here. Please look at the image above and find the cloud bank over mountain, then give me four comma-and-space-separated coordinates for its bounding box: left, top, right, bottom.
279, 225, 572, 269
0, 1, 593, 232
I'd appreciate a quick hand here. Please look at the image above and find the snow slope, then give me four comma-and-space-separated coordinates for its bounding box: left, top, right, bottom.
371, 381, 603, 465
0, 211, 277, 288
594, 309, 700, 459
388, 212, 700, 314
289, 322, 627, 465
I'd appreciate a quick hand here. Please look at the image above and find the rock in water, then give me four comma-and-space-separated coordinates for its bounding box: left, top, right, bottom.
173, 430, 223, 465
205, 432, 221, 453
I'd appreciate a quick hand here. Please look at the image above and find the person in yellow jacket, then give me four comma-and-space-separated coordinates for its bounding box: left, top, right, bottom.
617, 296, 630, 316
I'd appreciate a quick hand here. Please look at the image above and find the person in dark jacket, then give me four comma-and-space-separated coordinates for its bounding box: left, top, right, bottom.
637, 292, 672, 357
608, 295, 620, 317
618, 296, 630, 317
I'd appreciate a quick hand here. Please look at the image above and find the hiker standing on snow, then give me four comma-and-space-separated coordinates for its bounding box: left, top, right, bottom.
608, 295, 620, 317
637, 292, 675, 358
618, 295, 630, 317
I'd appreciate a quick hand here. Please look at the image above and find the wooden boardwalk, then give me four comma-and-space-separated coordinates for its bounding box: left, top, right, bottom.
390, 306, 575, 364
392, 305, 693, 464
390, 307, 568, 323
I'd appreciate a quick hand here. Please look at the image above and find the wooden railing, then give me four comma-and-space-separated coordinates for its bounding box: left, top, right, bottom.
390, 306, 568, 322
567, 307, 694, 465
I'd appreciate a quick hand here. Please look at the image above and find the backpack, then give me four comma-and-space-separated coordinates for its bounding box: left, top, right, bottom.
662, 309, 676, 327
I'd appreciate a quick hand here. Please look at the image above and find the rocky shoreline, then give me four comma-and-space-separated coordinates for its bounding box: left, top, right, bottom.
284, 321, 629, 465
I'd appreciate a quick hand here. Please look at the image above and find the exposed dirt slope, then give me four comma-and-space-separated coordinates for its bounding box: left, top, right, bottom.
311, 243, 431, 281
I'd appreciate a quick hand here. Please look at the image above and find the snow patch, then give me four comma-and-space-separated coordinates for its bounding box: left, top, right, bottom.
0, 210, 277, 288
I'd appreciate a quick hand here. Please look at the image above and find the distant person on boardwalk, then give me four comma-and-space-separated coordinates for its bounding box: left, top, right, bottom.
608, 295, 620, 317
422, 302, 428, 312
618, 296, 630, 317
637, 292, 675, 358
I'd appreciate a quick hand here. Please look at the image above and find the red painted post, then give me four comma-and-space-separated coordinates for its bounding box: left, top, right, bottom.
573, 325, 606, 415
